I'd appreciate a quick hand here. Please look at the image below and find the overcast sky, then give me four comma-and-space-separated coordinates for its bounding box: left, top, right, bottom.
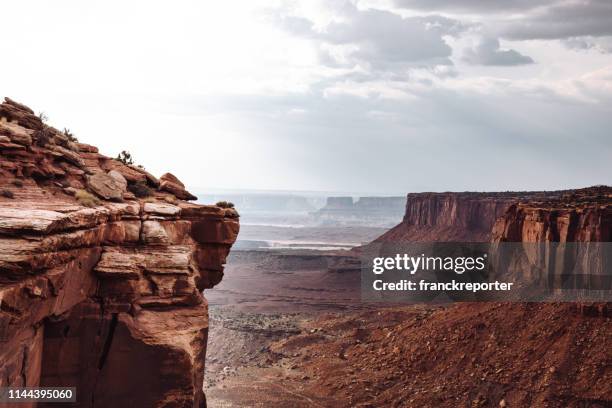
1, 0, 610, 194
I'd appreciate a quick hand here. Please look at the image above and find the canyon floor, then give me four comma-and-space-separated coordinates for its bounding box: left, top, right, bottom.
204, 245, 611, 408
205, 303, 611, 408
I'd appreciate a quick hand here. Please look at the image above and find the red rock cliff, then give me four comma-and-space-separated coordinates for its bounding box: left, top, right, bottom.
0, 98, 239, 407
376, 192, 529, 242
492, 186, 611, 243
374, 190, 601, 242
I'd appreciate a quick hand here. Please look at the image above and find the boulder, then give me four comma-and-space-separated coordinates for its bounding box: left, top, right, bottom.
87, 172, 126, 201
159, 173, 197, 201
108, 170, 128, 192
160, 172, 185, 188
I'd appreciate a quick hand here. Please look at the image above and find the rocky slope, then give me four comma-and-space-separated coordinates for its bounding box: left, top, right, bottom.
267, 302, 611, 408
0, 98, 239, 407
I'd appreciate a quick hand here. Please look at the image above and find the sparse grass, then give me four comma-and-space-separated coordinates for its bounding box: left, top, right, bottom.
1, 190, 14, 199
75, 189, 101, 207
128, 181, 153, 198
215, 201, 235, 209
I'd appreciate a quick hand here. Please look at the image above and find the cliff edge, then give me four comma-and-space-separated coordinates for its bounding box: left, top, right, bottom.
0, 98, 239, 407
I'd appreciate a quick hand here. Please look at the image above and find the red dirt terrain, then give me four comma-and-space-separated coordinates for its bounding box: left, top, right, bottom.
271, 303, 611, 408
206, 303, 610, 408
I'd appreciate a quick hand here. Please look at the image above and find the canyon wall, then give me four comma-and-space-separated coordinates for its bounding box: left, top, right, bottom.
375, 190, 579, 242
492, 187, 611, 243
0, 98, 239, 407
370, 186, 610, 306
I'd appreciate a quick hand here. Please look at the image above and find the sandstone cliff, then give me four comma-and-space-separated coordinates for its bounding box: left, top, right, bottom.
374, 190, 597, 242
492, 186, 611, 243
0, 98, 239, 407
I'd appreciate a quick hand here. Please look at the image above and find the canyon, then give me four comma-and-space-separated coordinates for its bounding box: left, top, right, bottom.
0, 98, 239, 407
207, 187, 610, 407
0, 97, 609, 407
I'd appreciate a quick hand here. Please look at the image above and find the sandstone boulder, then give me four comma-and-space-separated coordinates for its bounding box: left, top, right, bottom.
87, 171, 126, 201
108, 170, 128, 191
159, 172, 197, 201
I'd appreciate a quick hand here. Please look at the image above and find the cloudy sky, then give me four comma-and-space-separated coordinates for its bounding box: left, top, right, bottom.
1, 0, 611, 194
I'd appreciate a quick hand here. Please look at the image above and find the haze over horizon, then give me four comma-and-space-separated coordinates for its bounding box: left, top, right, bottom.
1, 0, 610, 194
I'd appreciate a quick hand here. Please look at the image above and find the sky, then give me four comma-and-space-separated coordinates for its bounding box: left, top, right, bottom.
1, 0, 611, 194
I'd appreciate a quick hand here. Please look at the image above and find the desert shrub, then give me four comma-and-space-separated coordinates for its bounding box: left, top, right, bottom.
33, 127, 52, 146
63, 128, 78, 142
116, 150, 134, 165
128, 181, 153, 198
75, 189, 101, 207
215, 200, 235, 208
12, 180, 23, 188
38, 112, 48, 123
1, 190, 14, 199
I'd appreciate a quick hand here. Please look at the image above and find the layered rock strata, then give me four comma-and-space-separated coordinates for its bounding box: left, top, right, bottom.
372, 186, 610, 309
375, 190, 597, 242
492, 186, 611, 243
0, 98, 239, 407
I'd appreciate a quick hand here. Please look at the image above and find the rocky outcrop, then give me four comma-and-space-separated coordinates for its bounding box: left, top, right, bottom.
160, 173, 197, 201
0, 98, 239, 407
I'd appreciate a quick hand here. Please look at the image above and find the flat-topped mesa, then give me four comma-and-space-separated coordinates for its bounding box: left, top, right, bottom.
314, 196, 406, 226
375, 190, 591, 242
0, 98, 239, 407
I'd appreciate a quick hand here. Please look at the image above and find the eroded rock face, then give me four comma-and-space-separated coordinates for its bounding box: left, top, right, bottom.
374, 190, 601, 242
492, 186, 611, 242
0, 98, 239, 407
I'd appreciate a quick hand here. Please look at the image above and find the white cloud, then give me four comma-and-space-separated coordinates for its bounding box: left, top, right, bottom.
463, 37, 534, 66
0, 0, 610, 193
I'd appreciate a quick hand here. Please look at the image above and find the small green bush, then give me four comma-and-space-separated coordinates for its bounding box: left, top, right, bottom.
75, 189, 101, 207
215, 201, 235, 209
128, 181, 153, 198
116, 150, 134, 165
